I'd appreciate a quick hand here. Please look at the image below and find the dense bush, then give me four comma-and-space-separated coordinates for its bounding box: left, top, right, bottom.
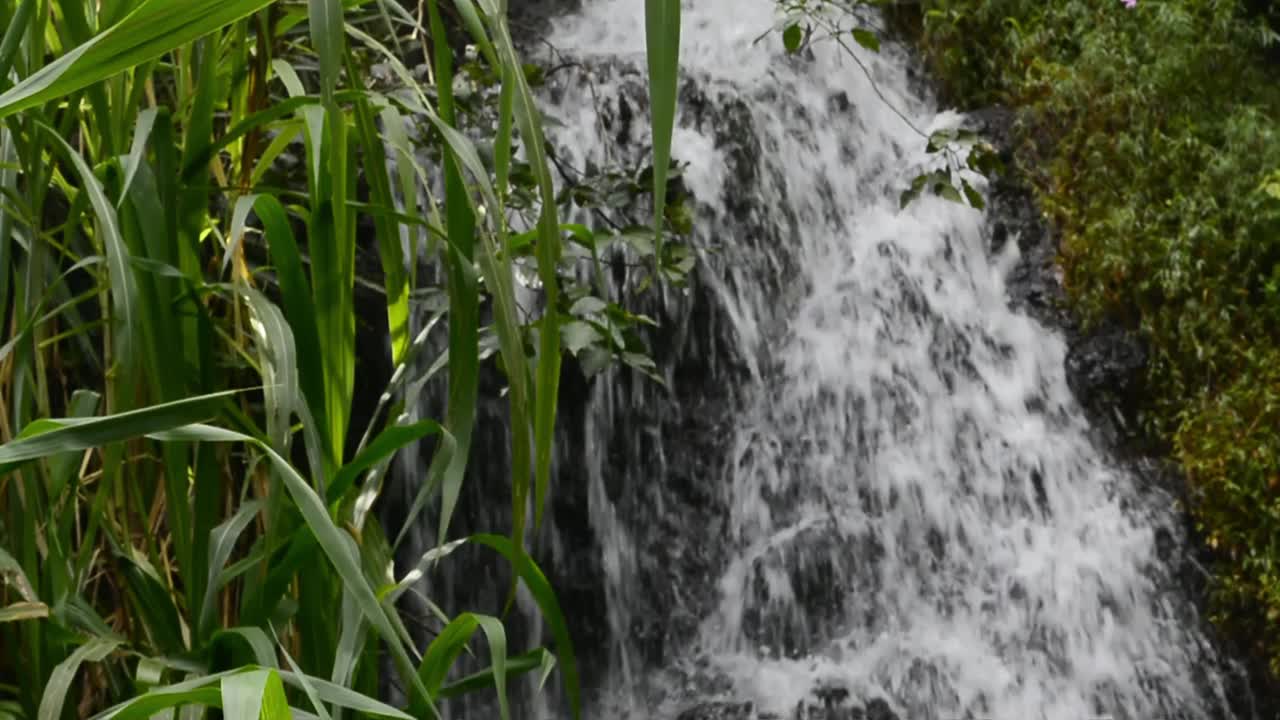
914, 0, 1280, 673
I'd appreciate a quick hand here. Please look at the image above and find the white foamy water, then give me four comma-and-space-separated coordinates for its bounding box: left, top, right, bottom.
540, 1, 1238, 718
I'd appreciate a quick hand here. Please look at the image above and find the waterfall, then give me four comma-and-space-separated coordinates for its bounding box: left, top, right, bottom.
518, 0, 1248, 718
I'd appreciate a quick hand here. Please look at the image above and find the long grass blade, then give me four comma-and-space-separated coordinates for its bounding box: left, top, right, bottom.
479, 2, 564, 532
43, 124, 140, 392
349, 86, 410, 365
220, 669, 270, 720
0, 0, 282, 120
277, 671, 412, 720
149, 424, 437, 713
438, 648, 554, 698
470, 534, 579, 720
326, 420, 449, 505
0, 390, 237, 473
199, 500, 264, 639
645, 0, 681, 250
38, 638, 122, 720
254, 195, 329, 457
211, 628, 279, 669
422, 0, 482, 549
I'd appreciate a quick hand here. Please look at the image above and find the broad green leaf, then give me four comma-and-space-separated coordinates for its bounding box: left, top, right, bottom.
414, 610, 509, 720
349, 85, 410, 365
851, 28, 880, 52
962, 179, 985, 210
109, 539, 187, 654
937, 182, 964, 204
308, 0, 354, 470
783, 24, 804, 53
0, 0, 36, 88
562, 321, 601, 356
309, 0, 346, 103
378, 104, 427, 263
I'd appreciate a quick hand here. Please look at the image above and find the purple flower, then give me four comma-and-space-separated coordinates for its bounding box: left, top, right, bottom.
1122, 0, 1137, 7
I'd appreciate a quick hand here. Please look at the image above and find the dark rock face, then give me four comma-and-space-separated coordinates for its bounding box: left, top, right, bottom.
508, 0, 583, 39
862, 698, 898, 720
674, 690, 901, 720
966, 106, 1072, 331
677, 701, 757, 720
1064, 324, 1147, 418
968, 104, 1144, 444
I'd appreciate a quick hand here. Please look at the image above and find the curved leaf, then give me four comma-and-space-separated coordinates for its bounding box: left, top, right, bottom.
0, 0, 282, 121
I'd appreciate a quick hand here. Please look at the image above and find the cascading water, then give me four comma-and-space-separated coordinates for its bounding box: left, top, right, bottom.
525, 0, 1247, 718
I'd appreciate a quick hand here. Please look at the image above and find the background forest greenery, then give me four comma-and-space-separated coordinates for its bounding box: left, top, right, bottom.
0, 0, 680, 718
909, 0, 1280, 678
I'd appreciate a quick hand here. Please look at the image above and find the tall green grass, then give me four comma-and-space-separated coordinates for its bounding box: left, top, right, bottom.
0, 0, 682, 717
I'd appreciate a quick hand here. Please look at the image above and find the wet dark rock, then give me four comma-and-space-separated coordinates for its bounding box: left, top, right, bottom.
963, 105, 1071, 332
863, 698, 898, 720
790, 690, 899, 720
796, 683, 861, 720
677, 701, 756, 720
676, 689, 901, 720
738, 523, 885, 658
507, 0, 583, 43
1064, 324, 1147, 423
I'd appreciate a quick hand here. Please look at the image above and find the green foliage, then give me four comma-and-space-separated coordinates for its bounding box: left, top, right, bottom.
0, 0, 684, 717
915, 0, 1280, 675
1178, 347, 1280, 670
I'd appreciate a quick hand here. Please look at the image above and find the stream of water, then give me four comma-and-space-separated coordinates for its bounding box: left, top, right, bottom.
529, 1, 1243, 718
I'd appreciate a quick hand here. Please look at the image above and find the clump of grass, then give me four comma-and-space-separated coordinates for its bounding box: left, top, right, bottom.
0, 0, 683, 717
